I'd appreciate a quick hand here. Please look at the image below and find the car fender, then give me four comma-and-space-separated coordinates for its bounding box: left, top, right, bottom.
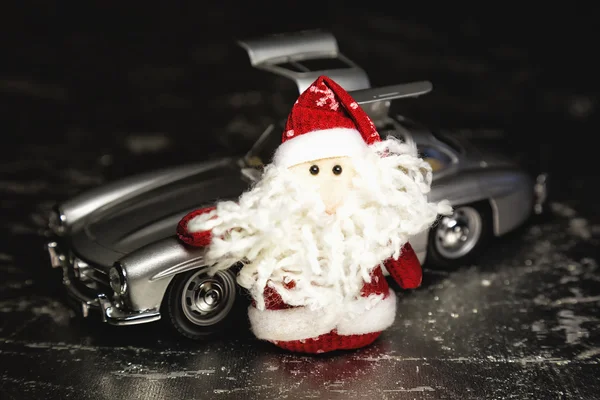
477, 167, 534, 236
54, 158, 235, 235
115, 236, 210, 312
430, 169, 489, 206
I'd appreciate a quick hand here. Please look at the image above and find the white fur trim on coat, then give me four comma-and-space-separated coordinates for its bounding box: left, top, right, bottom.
247, 289, 397, 341
248, 304, 340, 342
336, 290, 397, 335
273, 127, 369, 168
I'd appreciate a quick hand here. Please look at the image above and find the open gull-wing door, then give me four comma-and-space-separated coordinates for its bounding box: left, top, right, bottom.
239, 31, 434, 163
350, 81, 433, 124
238, 30, 432, 124
238, 30, 371, 93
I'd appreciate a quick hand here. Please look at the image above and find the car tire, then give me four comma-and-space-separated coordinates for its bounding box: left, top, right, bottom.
163, 268, 241, 340
426, 201, 493, 268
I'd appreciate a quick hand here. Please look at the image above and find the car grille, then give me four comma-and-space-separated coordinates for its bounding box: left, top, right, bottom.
72, 256, 111, 291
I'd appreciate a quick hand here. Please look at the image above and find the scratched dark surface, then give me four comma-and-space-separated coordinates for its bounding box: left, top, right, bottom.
1, 6, 599, 400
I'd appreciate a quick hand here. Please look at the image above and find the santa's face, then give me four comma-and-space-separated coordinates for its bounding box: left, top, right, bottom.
287, 156, 356, 215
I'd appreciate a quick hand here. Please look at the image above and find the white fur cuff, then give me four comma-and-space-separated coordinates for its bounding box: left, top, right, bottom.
247, 289, 398, 342
336, 290, 397, 335
248, 304, 340, 342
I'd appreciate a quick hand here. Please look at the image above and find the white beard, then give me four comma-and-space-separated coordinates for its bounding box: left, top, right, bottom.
188, 136, 451, 311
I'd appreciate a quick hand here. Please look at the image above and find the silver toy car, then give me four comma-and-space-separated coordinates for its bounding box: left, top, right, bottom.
45, 31, 547, 339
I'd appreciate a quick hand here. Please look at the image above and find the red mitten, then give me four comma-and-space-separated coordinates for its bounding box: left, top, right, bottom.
383, 242, 423, 289
176, 206, 216, 247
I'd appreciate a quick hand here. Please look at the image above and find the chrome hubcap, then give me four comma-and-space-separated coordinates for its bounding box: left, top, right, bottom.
181, 270, 235, 326
434, 206, 482, 259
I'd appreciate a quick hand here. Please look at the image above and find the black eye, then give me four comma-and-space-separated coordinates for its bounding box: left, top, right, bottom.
309, 165, 320, 175
332, 165, 343, 175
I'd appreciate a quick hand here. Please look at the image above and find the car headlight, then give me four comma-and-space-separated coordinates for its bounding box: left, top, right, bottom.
109, 264, 127, 295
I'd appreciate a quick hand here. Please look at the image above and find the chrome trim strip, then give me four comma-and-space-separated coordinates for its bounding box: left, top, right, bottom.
149, 256, 207, 281
489, 198, 501, 237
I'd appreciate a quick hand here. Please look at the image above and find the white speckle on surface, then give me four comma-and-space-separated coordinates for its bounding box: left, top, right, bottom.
6, 223, 37, 235
551, 202, 578, 218
531, 320, 547, 338
481, 279, 491, 286
264, 363, 279, 371
23, 341, 99, 352
98, 154, 113, 166
0, 180, 48, 194
551, 295, 600, 307
450, 313, 459, 318
568, 218, 592, 240
0, 79, 67, 100
576, 348, 600, 360
383, 386, 435, 392
552, 310, 598, 344
0, 298, 74, 324
125, 133, 171, 154
61, 168, 104, 186
0, 265, 21, 274
0, 280, 33, 291
533, 295, 551, 306
433, 336, 443, 342
213, 385, 276, 395
112, 368, 215, 379
559, 276, 580, 284
568, 95, 595, 118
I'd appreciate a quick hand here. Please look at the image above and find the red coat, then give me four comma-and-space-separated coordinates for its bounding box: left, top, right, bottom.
177, 206, 423, 353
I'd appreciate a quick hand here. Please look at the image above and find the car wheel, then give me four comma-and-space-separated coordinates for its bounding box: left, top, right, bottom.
426, 201, 492, 268
164, 268, 239, 340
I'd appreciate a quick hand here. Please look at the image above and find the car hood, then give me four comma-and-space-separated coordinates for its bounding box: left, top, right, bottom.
78, 160, 251, 266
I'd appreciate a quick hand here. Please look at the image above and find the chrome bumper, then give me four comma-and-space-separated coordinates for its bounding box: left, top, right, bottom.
46, 241, 161, 326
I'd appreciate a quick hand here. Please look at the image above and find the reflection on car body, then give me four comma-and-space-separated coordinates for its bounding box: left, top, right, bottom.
45, 30, 548, 339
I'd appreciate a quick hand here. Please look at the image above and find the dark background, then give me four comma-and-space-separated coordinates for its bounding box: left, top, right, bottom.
1, 4, 599, 399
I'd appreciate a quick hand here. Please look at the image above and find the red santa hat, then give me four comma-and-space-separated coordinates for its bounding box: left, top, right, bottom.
273, 75, 382, 168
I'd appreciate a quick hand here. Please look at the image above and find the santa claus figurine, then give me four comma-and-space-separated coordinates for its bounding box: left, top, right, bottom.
177, 76, 451, 354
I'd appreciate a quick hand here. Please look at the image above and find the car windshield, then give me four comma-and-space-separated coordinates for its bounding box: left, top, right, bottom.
419, 146, 453, 172
381, 120, 451, 172
244, 124, 284, 167
431, 130, 462, 154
